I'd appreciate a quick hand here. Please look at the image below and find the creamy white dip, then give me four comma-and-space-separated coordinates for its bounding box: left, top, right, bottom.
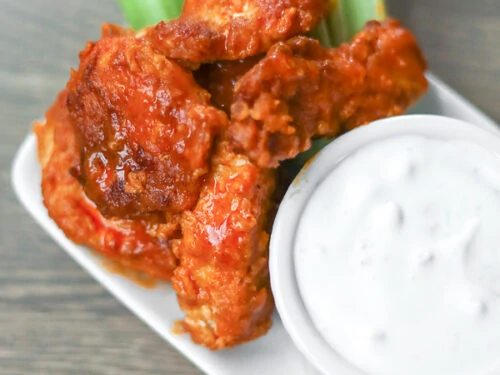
295, 135, 500, 375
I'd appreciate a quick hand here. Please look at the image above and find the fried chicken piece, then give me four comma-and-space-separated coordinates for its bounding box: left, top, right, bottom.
195, 56, 262, 113
66, 26, 227, 218
172, 141, 276, 349
148, 0, 329, 62
34, 91, 178, 280
229, 19, 429, 167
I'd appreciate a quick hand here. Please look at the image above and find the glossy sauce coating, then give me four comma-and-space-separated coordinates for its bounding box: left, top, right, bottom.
173, 141, 276, 349
67, 28, 227, 218
34, 91, 179, 280
195, 56, 262, 113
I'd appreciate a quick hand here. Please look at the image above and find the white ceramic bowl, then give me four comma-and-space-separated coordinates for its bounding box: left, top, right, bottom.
269, 114, 500, 375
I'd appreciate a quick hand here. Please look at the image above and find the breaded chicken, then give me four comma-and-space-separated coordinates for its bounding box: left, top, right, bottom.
229, 19, 429, 167
172, 141, 276, 349
148, 0, 329, 62
66, 27, 227, 218
34, 91, 178, 280
39, 88, 277, 349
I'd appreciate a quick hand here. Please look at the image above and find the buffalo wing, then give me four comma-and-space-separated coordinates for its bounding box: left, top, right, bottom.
34, 91, 178, 280
172, 141, 275, 349
66, 27, 227, 218
229, 19, 428, 167
148, 0, 329, 62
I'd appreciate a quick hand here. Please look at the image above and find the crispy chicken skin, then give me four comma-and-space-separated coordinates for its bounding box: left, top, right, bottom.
172, 141, 275, 349
229, 19, 429, 167
66, 28, 227, 218
148, 0, 329, 62
34, 91, 178, 280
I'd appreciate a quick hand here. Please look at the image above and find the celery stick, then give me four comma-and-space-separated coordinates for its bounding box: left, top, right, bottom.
119, 0, 184, 30
314, 0, 387, 47
341, 0, 386, 41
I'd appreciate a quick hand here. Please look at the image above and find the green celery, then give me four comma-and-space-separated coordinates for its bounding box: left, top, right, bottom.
118, 0, 184, 30
313, 0, 387, 48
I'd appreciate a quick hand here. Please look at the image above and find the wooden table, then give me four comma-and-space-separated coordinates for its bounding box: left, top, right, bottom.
1, 0, 498, 373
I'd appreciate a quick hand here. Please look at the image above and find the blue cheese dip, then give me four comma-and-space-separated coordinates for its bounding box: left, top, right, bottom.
295, 135, 500, 375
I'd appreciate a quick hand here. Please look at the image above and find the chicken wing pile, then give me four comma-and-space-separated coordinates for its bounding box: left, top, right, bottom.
35, 0, 428, 349
230, 19, 429, 167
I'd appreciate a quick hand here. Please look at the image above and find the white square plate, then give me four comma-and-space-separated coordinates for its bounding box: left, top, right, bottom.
11, 73, 499, 375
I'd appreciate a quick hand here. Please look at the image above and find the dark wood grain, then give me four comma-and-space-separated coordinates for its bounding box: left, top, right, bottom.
0, 0, 498, 374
